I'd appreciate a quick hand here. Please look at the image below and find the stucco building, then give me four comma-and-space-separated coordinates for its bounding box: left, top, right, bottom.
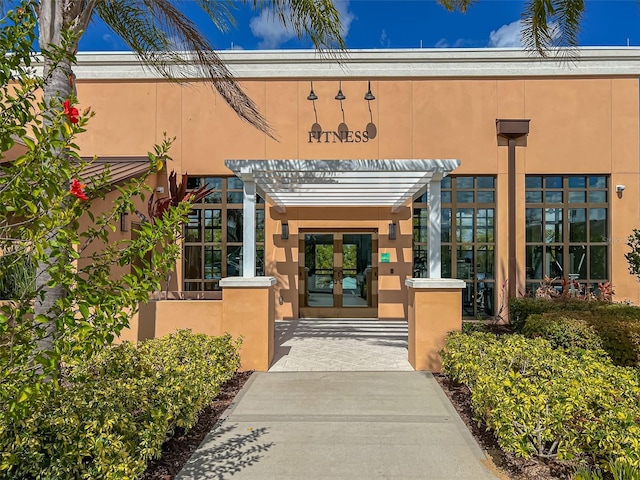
71, 48, 640, 337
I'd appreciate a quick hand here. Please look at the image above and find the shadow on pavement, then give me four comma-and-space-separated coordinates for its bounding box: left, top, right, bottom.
177, 424, 273, 480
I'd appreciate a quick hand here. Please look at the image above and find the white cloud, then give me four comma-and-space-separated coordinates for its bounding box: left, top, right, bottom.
434, 38, 470, 48
380, 29, 390, 48
488, 19, 561, 48
250, 10, 295, 49
230, 43, 244, 50
336, 0, 355, 38
435, 38, 449, 48
488, 20, 523, 48
102, 33, 121, 49
250, 0, 354, 49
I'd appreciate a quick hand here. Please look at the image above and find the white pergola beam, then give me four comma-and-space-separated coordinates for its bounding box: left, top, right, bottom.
226, 160, 460, 209
391, 172, 434, 212
226, 160, 460, 210
253, 171, 433, 180
226, 159, 460, 280
226, 159, 461, 173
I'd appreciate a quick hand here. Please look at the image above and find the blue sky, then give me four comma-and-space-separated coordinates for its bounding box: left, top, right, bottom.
78, 1, 640, 52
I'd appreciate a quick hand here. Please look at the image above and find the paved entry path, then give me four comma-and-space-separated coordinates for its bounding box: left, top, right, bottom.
176, 372, 499, 480
269, 319, 414, 371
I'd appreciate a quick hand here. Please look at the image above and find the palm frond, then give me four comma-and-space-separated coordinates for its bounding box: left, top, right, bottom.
521, 0, 584, 57
437, 0, 477, 13
554, 0, 584, 50
96, 1, 170, 52
97, 0, 273, 137
182, 0, 237, 34
250, 0, 345, 50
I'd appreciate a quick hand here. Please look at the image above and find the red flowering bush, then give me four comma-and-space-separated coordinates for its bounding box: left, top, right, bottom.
69, 178, 87, 201
62, 99, 79, 124
0, 3, 194, 456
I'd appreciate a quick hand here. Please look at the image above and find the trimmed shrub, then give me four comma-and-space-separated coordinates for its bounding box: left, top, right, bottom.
574, 460, 640, 480
523, 314, 604, 351
441, 332, 640, 467
596, 303, 640, 321
608, 460, 640, 480
509, 297, 604, 333
587, 312, 640, 367
0, 330, 241, 479
523, 310, 640, 367
511, 299, 640, 366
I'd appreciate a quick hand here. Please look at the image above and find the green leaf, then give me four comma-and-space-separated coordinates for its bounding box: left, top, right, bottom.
22, 136, 35, 150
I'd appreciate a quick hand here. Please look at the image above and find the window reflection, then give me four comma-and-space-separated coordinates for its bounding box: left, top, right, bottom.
183, 177, 265, 291
416, 176, 496, 319
525, 175, 609, 290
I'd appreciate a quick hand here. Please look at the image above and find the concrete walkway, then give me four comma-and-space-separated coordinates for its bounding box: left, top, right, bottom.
176, 372, 499, 479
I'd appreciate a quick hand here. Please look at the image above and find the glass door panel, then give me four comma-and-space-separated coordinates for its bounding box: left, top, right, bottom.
342, 234, 373, 308
305, 234, 335, 307
301, 231, 376, 317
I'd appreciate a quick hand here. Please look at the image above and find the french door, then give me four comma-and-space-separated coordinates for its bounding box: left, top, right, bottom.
299, 230, 377, 318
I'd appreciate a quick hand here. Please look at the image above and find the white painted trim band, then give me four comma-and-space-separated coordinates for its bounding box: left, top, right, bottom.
405, 278, 467, 289
220, 277, 277, 287
53, 48, 640, 80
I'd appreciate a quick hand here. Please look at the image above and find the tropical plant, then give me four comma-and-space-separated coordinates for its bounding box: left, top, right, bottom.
625, 229, 640, 280
440, 0, 586, 55
16, 0, 346, 366
145, 170, 213, 222
143, 170, 215, 298
0, 255, 35, 301
35, 0, 345, 136
0, 2, 194, 422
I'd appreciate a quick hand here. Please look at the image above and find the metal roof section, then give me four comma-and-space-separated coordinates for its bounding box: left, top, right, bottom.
80, 157, 150, 188
224, 159, 460, 212
60, 48, 640, 80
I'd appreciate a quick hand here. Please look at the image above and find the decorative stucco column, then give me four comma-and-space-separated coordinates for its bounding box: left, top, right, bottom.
427, 174, 443, 278
405, 278, 466, 371
220, 277, 276, 371
241, 174, 256, 277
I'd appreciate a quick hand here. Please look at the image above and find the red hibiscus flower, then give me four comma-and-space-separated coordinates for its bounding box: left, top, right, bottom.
70, 179, 88, 201
63, 99, 79, 124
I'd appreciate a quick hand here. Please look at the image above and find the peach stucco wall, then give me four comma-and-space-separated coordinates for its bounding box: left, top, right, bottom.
135, 300, 224, 340
407, 285, 463, 371
222, 286, 275, 371
122, 283, 274, 371
74, 74, 640, 313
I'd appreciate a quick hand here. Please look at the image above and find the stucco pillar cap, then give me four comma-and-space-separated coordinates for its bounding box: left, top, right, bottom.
220, 277, 277, 288
405, 278, 466, 289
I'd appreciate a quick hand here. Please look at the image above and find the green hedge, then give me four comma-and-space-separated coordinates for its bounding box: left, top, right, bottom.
522, 310, 640, 367
0, 330, 241, 479
441, 332, 640, 469
588, 312, 640, 367
523, 314, 604, 351
574, 460, 640, 480
508, 297, 600, 333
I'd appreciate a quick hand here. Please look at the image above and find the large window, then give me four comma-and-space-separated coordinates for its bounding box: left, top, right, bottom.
183, 177, 265, 291
413, 176, 496, 318
525, 175, 608, 295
